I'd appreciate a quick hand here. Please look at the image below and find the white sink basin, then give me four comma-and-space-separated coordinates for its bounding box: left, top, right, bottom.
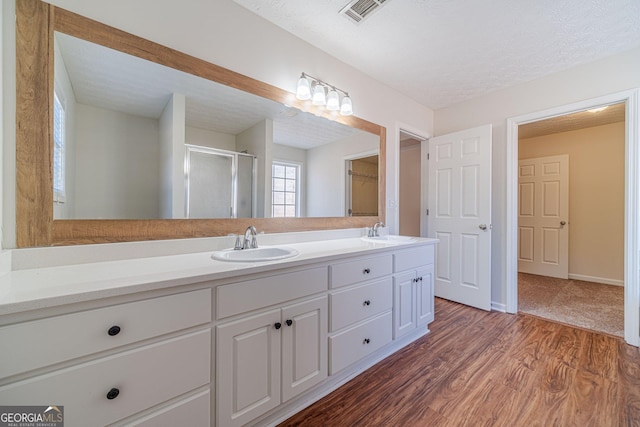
212, 246, 299, 262
361, 235, 416, 245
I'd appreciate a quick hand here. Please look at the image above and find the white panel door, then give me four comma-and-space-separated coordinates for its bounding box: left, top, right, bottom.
518, 155, 569, 279
428, 125, 492, 311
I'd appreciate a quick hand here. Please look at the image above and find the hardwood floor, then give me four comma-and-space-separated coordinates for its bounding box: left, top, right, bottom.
279, 298, 640, 426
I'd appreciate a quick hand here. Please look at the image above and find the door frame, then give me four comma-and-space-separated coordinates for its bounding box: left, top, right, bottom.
506, 89, 640, 346
395, 123, 431, 236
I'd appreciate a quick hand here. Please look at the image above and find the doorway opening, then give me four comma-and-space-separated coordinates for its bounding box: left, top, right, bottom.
506, 89, 640, 347
398, 129, 428, 236
345, 154, 379, 217
516, 102, 625, 337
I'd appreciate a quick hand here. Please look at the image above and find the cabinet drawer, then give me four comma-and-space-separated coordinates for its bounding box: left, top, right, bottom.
329, 312, 392, 375
393, 245, 435, 272
329, 278, 392, 332
217, 267, 328, 319
0, 329, 211, 427
119, 390, 210, 427
330, 255, 392, 289
0, 289, 211, 378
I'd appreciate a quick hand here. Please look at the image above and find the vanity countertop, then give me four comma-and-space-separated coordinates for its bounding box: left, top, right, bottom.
0, 237, 438, 316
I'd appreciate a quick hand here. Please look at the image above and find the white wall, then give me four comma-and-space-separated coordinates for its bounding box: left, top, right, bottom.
159, 93, 186, 219
0, 0, 433, 246
185, 126, 236, 152
74, 104, 160, 219
434, 46, 640, 307
307, 131, 379, 217
237, 119, 272, 218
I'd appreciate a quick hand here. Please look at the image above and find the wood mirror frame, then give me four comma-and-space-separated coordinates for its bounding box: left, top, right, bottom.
15, 0, 386, 247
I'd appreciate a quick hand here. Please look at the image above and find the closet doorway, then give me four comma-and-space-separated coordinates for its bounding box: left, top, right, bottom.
345, 154, 379, 217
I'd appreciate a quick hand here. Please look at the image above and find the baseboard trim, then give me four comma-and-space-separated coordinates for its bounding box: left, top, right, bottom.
491, 301, 507, 312
568, 273, 624, 287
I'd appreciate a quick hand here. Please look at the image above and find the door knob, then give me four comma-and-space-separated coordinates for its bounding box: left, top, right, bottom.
479, 224, 487, 231
560, 221, 566, 227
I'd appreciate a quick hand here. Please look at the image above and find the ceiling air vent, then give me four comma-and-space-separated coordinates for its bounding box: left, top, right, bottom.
340, 0, 389, 24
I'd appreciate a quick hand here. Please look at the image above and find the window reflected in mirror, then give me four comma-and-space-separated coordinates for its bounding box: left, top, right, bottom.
272, 162, 300, 217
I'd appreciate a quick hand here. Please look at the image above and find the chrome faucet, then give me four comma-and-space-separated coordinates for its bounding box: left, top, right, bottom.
369, 221, 385, 237
242, 225, 258, 249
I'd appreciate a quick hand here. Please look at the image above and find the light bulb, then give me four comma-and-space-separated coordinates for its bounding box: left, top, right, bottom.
312, 84, 326, 106
296, 76, 310, 100
326, 89, 340, 111
340, 96, 353, 116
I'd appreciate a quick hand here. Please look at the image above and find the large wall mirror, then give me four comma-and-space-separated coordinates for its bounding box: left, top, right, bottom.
15, 0, 386, 247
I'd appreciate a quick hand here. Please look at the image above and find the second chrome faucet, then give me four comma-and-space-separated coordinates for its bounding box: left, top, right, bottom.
368, 221, 385, 237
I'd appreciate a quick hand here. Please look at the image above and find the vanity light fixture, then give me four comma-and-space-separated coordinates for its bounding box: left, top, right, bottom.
296, 72, 353, 116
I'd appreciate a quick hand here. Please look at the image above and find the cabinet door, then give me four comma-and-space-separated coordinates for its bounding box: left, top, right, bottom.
281, 296, 328, 402
393, 271, 417, 339
217, 309, 281, 427
416, 265, 435, 326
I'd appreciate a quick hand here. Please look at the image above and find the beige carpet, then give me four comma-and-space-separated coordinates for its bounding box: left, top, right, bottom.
518, 272, 624, 338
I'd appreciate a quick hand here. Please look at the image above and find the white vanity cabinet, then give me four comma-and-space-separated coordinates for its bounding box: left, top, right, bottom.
0, 289, 212, 427
393, 245, 435, 339
216, 268, 328, 427
328, 255, 394, 375
0, 237, 438, 427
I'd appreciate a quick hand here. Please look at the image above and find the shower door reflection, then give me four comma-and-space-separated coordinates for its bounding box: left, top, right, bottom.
185, 145, 256, 218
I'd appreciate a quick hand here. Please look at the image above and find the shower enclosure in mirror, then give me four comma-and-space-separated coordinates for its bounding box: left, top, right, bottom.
185, 146, 256, 219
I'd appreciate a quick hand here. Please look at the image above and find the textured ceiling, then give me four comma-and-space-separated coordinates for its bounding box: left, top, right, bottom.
519, 102, 625, 139
56, 33, 359, 150
233, 0, 640, 109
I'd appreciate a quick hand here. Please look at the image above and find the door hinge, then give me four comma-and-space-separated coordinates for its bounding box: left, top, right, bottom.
427, 153, 430, 160
426, 209, 429, 216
